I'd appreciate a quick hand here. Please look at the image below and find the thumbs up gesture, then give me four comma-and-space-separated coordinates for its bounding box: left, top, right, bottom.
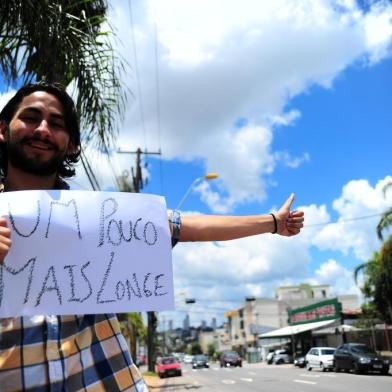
275, 193, 304, 237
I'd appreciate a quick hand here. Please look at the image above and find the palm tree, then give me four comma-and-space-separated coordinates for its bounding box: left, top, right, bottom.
377, 182, 392, 240
354, 239, 392, 324
0, 0, 126, 149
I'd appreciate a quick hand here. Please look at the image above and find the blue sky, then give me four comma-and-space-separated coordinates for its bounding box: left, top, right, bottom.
1, 0, 391, 329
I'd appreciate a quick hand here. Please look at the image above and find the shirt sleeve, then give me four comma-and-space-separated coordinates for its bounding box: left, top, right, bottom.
168, 209, 181, 247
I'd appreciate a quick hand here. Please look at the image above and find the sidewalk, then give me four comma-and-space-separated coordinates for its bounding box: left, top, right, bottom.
143, 374, 164, 390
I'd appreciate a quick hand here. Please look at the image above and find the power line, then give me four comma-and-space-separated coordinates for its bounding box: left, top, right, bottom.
128, 0, 147, 149
305, 212, 386, 228
153, 12, 164, 195
80, 148, 100, 191
102, 144, 122, 191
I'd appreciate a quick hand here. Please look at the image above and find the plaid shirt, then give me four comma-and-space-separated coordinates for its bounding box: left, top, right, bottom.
0, 182, 181, 391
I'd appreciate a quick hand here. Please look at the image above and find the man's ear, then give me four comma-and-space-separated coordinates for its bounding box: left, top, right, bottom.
0, 121, 8, 143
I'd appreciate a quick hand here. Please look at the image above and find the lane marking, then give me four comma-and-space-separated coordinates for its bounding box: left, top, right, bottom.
299, 374, 320, 378
248, 372, 256, 376
294, 379, 317, 385
222, 380, 236, 384
240, 378, 253, 382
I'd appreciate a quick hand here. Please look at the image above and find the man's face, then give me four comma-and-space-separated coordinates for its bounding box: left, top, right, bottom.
3, 91, 74, 175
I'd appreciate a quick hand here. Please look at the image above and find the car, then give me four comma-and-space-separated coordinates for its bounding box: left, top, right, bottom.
220, 351, 242, 367
272, 349, 293, 364
334, 343, 390, 375
266, 351, 275, 364
306, 347, 335, 372
155, 356, 182, 378
192, 354, 210, 369
183, 354, 194, 364
136, 354, 146, 366
294, 356, 307, 368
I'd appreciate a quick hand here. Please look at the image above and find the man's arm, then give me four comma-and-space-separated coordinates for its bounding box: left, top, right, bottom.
176, 193, 304, 242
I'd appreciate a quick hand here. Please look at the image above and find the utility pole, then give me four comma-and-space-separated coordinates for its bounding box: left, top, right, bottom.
117, 147, 161, 372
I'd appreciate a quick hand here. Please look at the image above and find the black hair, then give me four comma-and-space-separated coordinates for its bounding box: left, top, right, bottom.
0, 81, 81, 178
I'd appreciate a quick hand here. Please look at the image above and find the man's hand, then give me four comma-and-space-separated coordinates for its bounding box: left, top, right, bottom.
0, 217, 12, 263
275, 193, 304, 237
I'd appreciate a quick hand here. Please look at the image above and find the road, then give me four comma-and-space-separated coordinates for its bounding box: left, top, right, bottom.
155, 362, 391, 391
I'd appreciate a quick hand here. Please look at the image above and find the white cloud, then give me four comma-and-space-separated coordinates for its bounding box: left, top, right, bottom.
107, 0, 392, 211
314, 259, 360, 296
312, 176, 392, 260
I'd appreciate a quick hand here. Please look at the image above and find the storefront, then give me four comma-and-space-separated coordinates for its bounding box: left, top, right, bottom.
259, 298, 343, 357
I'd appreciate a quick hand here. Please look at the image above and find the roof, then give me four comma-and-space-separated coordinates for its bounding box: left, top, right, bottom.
259, 319, 338, 339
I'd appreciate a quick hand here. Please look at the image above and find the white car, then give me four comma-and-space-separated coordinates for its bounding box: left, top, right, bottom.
306, 347, 336, 372
183, 355, 194, 364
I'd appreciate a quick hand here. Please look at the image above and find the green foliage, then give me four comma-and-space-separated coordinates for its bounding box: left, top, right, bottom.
189, 342, 202, 355
355, 236, 392, 324
207, 342, 216, 358
0, 0, 126, 149
373, 236, 392, 323
127, 312, 147, 342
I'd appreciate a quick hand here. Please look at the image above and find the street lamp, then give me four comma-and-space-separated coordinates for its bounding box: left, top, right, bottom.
176, 173, 219, 210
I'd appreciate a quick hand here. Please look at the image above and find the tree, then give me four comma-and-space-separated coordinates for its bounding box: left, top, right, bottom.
353, 252, 383, 322
373, 236, 392, 323
207, 342, 216, 358
354, 237, 392, 324
0, 0, 126, 149
189, 342, 202, 355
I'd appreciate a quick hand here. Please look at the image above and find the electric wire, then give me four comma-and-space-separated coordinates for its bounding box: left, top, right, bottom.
304, 212, 386, 228
80, 147, 100, 191
103, 144, 122, 191
128, 0, 147, 150
83, 149, 101, 190
153, 12, 164, 195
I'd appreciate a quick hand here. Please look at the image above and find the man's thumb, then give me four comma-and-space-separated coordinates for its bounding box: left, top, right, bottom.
282, 193, 295, 211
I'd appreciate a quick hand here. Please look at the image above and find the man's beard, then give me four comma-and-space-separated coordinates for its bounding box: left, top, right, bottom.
7, 134, 66, 176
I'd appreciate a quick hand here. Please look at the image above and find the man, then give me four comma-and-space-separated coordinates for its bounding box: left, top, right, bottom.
0, 82, 304, 391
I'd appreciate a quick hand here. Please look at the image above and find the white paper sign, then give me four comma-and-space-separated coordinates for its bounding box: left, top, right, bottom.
0, 190, 174, 317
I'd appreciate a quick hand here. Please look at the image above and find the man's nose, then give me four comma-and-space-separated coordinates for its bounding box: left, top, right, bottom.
34, 120, 51, 137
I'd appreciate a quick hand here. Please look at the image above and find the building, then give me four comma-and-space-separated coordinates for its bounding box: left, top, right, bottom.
183, 314, 190, 330
276, 283, 330, 301
211, 317, 217, 330
199, 327, 231, 354
225, 283, 359, 356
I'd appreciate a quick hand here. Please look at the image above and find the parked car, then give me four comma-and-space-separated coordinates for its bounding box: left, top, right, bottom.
266, 351, 275, 364
334, 343, 390, 375
136, 354, 146, 366
220, 351, 242, 367
306, 347, 335, 372
272, 349, 293, 364
183, 354, 194, 364
155, 356, 182, 378
171, 352, 185, 363
192, 354, 210, 369
294, 356, 307, 368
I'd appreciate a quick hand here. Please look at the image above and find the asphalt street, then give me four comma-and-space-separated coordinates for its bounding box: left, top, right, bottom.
155, 362, 391, 391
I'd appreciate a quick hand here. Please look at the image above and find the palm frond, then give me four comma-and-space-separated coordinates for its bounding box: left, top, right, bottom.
0, 0, 127, 149
377, 207, 392, 241
353, 262, 368, 285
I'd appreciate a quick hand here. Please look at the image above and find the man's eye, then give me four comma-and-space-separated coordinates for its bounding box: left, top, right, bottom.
22, 115, 38, 122
52, 122, 65, 129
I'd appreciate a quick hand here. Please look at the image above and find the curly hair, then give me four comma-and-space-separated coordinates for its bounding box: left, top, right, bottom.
0, 81, 81, 178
